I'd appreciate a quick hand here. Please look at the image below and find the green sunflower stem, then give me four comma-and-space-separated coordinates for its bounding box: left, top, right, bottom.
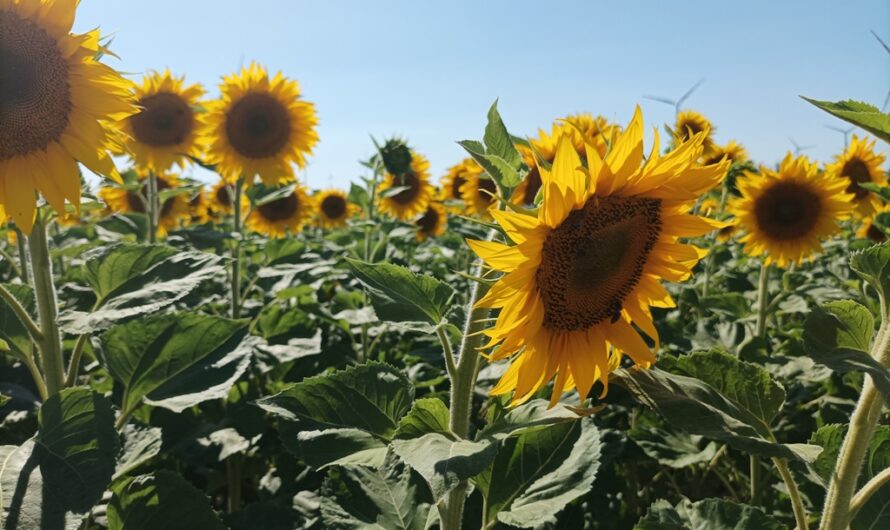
755, 260, 771, 339
231, 178, 244, 319
28, 212, 65, 396
439, 265, 491, 530
14, 224, 30, 284
147, 170, 159, 244
772, 457, 808, 530
819, 308, 890, 530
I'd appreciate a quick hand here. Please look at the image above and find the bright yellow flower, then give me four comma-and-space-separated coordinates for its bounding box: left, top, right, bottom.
440, 158, 482, 207
245, 183, 314, 238
315, 188, 358, 228
460, 172, 498, 217
376, 152, 434, 221
703, 141, 748, 166
673, 110, 715, 155
99, 172, 189, 236
825, 135, 887, 218
208, 180, 236, 217
470, 107, 729, 406
857, 203, 890, 243
729, 153, 853, 267
0, 0, 134, 234
201, 63, 319, 186
415, 202, 448, 241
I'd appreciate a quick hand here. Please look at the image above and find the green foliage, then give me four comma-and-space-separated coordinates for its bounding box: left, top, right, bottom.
851, 241, 890, 301
108, 471, 225, 530
636, 497, 784, 529
0, 284, 34, 360
458, 100, 525, 190
801, 97, 890, 143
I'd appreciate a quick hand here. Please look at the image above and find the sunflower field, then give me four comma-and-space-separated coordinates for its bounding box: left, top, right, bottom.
2, 1, 890, 530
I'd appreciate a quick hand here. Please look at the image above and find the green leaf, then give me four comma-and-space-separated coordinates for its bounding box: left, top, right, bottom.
630, 426, 719, 469
854, 426, 890, 529
113, 425, 163, 481
285, 427, 388, 468
615, 365, 819, 462
60, 244, 225, 334
483, 100, 523, 170
99, 312, 252, 415
801, 97, 890, 143
803, 302, 890, 405
481, 418, 601, 529
0, 284, 35, 360
851, 241, 890, 301
809, 424, 845, 486
319, 451, 433, 530
346, 259, 454, 326
457, 140, 522, 190
393, 398, 450, 439
1, 388, 118, 530
636, 497, 784, 529
107, 471, 225, 530
257, 362, 414, 441
658, 349, 786, 428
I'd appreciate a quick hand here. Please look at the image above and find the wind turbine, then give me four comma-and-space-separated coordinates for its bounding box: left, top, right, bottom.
644, 78, 705, 115
788, 137, 815, 155
825, 124, 855, 147
872, 30, 890, 111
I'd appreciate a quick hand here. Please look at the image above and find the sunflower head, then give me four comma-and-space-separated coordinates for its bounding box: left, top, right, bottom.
672, 110, 715, 154
729, 153, 854, 267
185, 185, 212, 225
460, 172, 498, 217
562, 113, 620, 159
415, 202, 448, 241
0, 0, 135, 233
703, 140, 748, 167
245, 183, 314, 238
99, 170, 189, 237
316, 188, 358, 228
511, 128, 559, 206
376, 151, 434, 221
826, 135, 887, 218
201, 62, 319, 186
441, 158, 482, 206
470, 107, 729, 406
857, 203, 890, 243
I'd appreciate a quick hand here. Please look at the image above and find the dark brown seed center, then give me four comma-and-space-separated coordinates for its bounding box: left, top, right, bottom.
521, 166, 543, 205
215, 184, 232, 207
451, 175, 466, 200
842, 159, 872, 200
477, 177, 496, 204
257, 193, 299, 222
753, 181, 822, 241
130, 92, 194, 147
320, 195, 347, 219
867, 223, 887, 243
536, 195, 662, 331
0, 10, 72, 160
390, 172, 421, 205
417, 206, 440, 233
225, 92, 291, 159
126, 177, 174, 215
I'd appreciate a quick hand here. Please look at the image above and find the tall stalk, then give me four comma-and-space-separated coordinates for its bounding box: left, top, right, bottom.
750, 261, 771, 505
14, 225, 30, 284
147, 171, 159, 243
230, 179, 244, 319
28, 212, 65, 396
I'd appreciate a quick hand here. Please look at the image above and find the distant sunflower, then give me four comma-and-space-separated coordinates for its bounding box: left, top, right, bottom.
461, 172, 498, 217
415, 202, 447, 241
470, 107, 729, 406
699, 197, 720, 216
202, 63, 319, 186
209, 180, 236, 216
703, 141, 748, 166
316, 188, 357, 228
512, 130, 558, 206
826, 135, 887, 218
857, 204, 890, 243
563, 113, 619, 159
441, 158, 482, 205
99, 172, 189, 236
245, 184, 314, 237
0, 0, 134, 233
376, 152, 434, 221
119, 70, 204, 172
729, 153, 853, 267
187, 186, 212, 224
716, 222, 738, 243
673, 110, 715, 154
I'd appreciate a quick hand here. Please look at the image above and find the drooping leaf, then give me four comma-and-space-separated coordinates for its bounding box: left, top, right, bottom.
99, 312, 252, 415
803, 301, 890, 404
478, 418, 601, 528
346, 260, 454, 326
635, 497, 784, 529
319, 451, 433, 530
60, 244, 225, 334
1, 388, 118, 530
107, 471, 225, 530
801, 97, 890, 143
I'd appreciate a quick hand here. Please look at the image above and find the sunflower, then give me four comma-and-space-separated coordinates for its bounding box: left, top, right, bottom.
826, 135, 887, 218
441, 158, 482, 205
316, 188, 357, 228
512, 129, 559, 206
729, 153, 853, 267
186, 186, 212, 225
857, 203, 890, 243
469, 107, 729, 406
563, 113, 619, 159
703, 140, 747, 166
245, 183, 314, 238
716, 222, 738, 243
201, 62, 319, 186
672, 110, 715, 155
461, 172, 498, 217
98, 172, 189, 236
415, 202, 447, 241
119, 70, 205, 173
209, 179, 236, 217
376, 152, 434, 221
0, 0, 134, 234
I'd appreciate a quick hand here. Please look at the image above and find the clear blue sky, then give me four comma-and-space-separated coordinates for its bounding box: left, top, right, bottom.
75, 0, 890, 189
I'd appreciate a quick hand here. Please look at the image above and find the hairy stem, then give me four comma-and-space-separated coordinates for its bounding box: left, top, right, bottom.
230, 179, 244, 319
850, 465, 890, 519
0, 283, 43, 344
773, 458, 808, 529
147, 171, 159, 244
14, 225, 30, 284
64, 333, 89, 386
29, 213, 65, 396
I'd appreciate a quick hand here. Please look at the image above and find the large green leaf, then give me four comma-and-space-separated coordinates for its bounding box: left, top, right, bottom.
257, 362, 414, 441
346, 260, 454, 327
630, 425, 719, 469
100, 312, 252, 415
319, 451, 433, 530
60, 244, 224, 334
803, 301, 890, 404
107, 471, 225, 530
286, 427, 388, 468
615, 365, 820, 462
113, 425, 163, 480
801, 97, 890, 143
1, 388, 118, 530
458, 139, 522, 191
636, 497, 784, 529
851, 242, 890, 302
659, 349, 786, 428
478, 418, 601, 529
483, 100, 523, 171
393, 398, 450, 439
0, 284, 35, 360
